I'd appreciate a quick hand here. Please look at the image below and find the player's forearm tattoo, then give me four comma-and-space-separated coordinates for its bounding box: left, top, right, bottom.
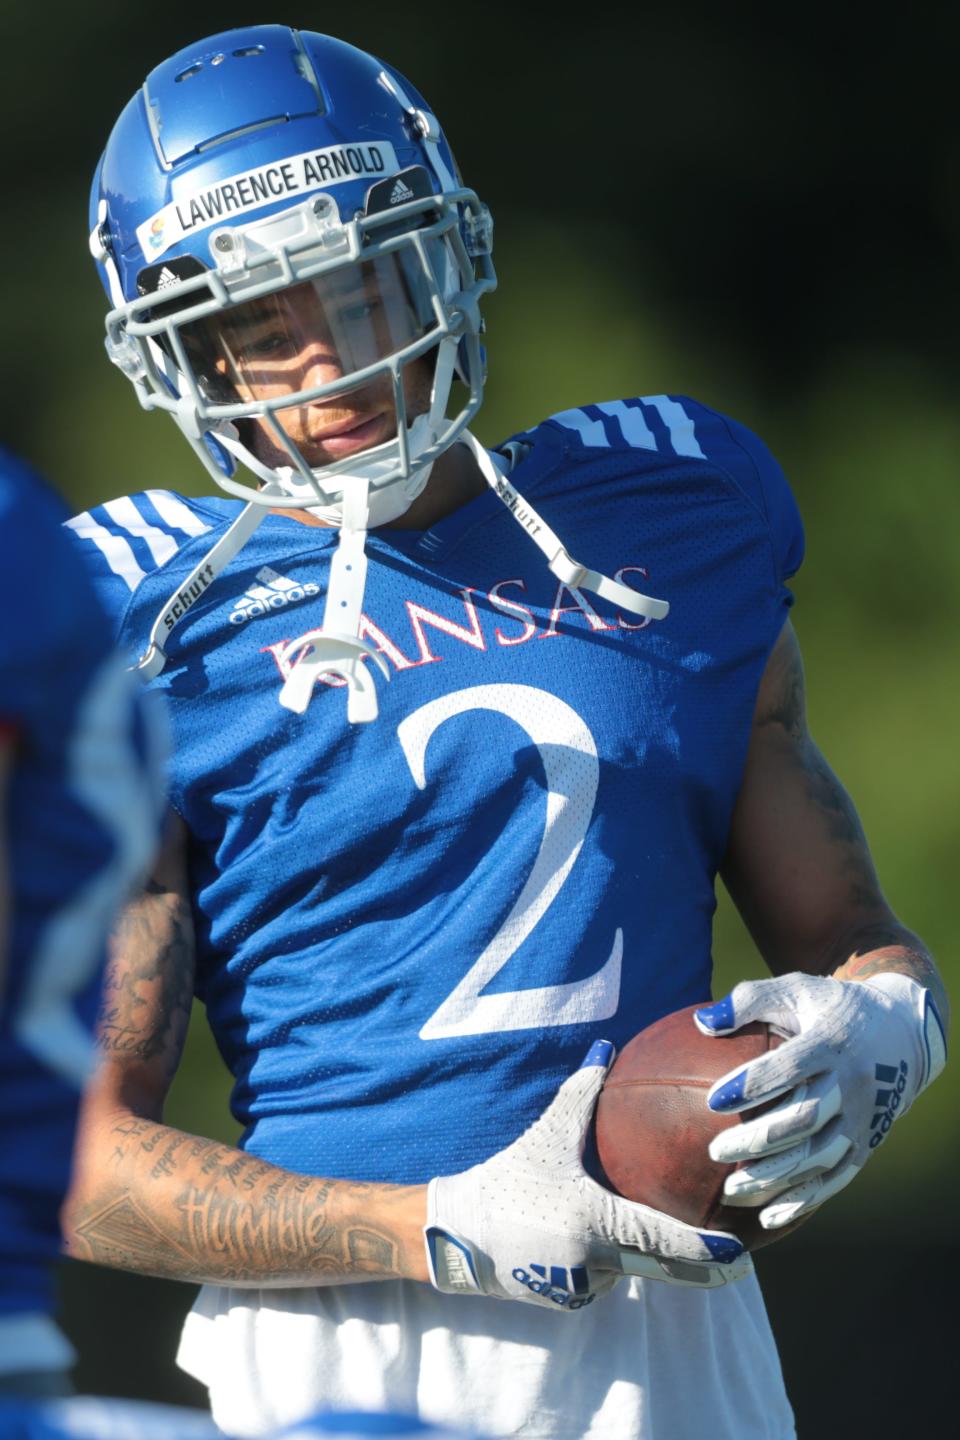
832, 934, 951, 1032
759, 630, 881, 901
98, 881, 194, 1078
749, 627, 949, 1028
794, 757, 950, 1025
755, 628, 806, 742
70, 1118, 413, 1285
798, 744, 880, 903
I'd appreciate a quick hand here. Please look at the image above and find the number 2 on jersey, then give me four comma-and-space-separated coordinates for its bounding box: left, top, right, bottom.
397, 683, 622, 1040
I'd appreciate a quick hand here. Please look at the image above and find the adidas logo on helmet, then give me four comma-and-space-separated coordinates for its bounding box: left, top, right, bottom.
389, 177, 415, 205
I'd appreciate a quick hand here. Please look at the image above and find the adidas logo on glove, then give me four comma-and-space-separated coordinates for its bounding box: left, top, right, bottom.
512, 1263, 596, 1309
869, 1059, 908, 1148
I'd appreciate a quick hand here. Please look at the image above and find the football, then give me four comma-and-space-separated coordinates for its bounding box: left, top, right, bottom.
594, 1002, 797, 1251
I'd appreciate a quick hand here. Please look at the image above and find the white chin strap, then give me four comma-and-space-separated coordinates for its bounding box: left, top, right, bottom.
135, 429, 668, 724
458, 430, 670, 625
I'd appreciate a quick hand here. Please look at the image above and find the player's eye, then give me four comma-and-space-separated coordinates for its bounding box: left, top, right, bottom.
338, 298, 380, 324
237, 331, 294, 361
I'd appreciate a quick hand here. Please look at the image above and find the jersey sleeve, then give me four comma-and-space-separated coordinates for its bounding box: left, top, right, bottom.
653, 396, 804, 588
534, 395, 804, 590
714, 412, 804, 585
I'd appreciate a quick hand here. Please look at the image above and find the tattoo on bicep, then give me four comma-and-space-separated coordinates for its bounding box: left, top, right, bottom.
800, 744, 871, 856
757, 629, 807, 740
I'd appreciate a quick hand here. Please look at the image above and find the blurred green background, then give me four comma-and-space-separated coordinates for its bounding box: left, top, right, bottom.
2, 0, 956, 1432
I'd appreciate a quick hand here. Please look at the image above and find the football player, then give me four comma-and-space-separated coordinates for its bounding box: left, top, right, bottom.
0, 449, 166, 1397
63, 24, 948, 1440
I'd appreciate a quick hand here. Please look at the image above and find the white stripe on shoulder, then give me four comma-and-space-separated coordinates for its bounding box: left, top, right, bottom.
550, 407, 611, 448
640, 395, 706, 459
65, 511, 148, 592
103, 496, 181, 568
146, 489, 213, 536
596, 400, 658, 451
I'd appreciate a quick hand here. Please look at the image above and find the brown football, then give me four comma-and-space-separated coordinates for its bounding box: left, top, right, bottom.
594, 1003, 801, 1251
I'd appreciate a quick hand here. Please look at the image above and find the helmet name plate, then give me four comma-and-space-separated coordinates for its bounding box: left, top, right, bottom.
137, 141, 400, 261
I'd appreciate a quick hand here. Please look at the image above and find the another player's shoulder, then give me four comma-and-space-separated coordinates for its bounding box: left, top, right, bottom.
64, 488, 236, 625
0, 446, 71, 546
0, 448, 111, 658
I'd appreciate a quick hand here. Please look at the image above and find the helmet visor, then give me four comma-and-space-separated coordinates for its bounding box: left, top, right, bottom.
180, 248, 441, 408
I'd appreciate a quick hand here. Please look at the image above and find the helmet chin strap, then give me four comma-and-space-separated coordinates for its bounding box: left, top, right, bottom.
136, 488, 282, 679
134, 416, 437, 706
215, 414, 438, 529
458, 430, 670, 623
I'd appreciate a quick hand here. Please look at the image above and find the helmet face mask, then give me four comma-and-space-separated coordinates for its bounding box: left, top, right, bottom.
92, 27, 495, 524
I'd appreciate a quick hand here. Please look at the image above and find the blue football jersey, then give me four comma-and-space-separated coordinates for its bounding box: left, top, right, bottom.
0, 450, 166, 1322
66, 396, 803, 1185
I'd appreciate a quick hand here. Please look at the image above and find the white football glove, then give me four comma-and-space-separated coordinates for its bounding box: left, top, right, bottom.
693, 972, 947, 1230
424, 1040, 753, 1311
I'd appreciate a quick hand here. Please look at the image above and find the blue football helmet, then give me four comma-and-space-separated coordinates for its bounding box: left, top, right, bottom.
90, 24, 495, 527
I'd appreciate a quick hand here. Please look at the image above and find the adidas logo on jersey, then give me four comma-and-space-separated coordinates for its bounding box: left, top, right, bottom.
512, 1263, 596, 1309
230, 566, 319, 625
868, 1059, 908, 1148
389, 178, 415, 205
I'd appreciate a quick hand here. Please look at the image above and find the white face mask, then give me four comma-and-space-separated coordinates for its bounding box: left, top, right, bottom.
106, 188, 493, 531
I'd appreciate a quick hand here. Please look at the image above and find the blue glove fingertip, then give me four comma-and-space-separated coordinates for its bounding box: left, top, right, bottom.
707, 1069, 748, 1112
694, 995, 736, 1033
580, 1039, 615, 1070
700, 1232, 745, 1263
